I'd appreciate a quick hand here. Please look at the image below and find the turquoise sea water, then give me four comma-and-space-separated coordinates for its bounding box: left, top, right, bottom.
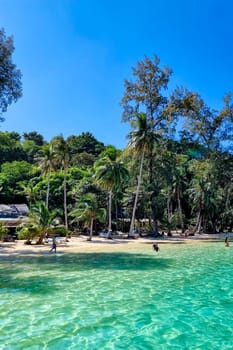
0, 242, 232, 349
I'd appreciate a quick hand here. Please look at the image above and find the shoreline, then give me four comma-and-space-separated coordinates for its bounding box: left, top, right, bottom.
0, 233, 230, 256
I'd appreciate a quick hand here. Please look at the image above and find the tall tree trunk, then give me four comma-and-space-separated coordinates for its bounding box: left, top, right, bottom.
88, 217, 94, 241
108, 190, 112, 235
196, 215, 202, 233
46, 170, 50, 209
149, 149, 154, 230
37, 230, 46, 245
193, 210, 202, 234
167, 193, 173, 235
115, 198, 118, 231
177, 187, 184, 233
211, 220, 217, 234
64, 165, 68, 230
129, 150, 145, 235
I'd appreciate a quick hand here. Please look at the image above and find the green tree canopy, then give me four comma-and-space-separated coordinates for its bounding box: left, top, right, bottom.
0, 28, 22, 120
121, 55, 172, 127
0, 160, 33, 202
67, 132, 105, 159
23, 132, 45, 146
70, 193, 106, 240
0, 131, 25, 164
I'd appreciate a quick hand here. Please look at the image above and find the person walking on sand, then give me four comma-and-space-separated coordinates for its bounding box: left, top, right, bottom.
50, 236, 57, 253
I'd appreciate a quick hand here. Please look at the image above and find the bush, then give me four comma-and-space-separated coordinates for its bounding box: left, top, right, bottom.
17, 225, 39, 243
47, 226, 69, 237
0, 224, 9, 240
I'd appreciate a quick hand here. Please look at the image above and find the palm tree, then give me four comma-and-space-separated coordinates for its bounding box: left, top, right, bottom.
127, 113, 158, 236
214, 153, 233, 232
37, 143, 56, 208
29, 201, 57, 244
70, 193, 106, 240
52, 136, 70, 230
170, 154, 188, 233
188, 159, 219, 233
18, 180, 39, 208
94, 147, 129, 235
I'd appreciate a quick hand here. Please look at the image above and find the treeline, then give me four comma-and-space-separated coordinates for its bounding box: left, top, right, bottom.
0, 128, 232, 235
1, 55, 233, 235
0, 130, 105, 203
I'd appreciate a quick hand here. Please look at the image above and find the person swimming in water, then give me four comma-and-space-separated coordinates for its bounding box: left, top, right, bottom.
153, 243, 160, 252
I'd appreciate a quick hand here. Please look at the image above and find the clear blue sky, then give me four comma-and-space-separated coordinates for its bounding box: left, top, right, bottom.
1, 0, 233, 149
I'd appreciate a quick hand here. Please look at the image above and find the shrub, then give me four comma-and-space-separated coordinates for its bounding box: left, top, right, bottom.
47, 225, 69, 237
17, 225, 39, 244
0, 224, 9, 240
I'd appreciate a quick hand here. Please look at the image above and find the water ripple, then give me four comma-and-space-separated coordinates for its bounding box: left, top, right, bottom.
0, 243, 233, 349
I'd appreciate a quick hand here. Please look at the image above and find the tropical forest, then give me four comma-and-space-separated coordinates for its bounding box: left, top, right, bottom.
1, 27, 233, 241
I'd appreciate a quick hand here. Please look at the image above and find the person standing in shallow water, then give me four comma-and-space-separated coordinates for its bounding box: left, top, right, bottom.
153, 243, 160, 252
225, 237, 229, 247
50, 236, 57, 253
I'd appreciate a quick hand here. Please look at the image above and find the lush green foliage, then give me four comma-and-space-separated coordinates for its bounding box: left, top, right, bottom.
0, 28, 22, 120
0, 224, 9, 240
17, 225, 39, 244
28, 202, 57, 244
69, 193, 106, 240
1, 55, 233, 236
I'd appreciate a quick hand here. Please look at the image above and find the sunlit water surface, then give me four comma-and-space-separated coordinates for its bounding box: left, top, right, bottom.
0, 242, 232, 349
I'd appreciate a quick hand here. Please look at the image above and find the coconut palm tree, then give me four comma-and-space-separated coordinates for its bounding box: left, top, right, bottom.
37, 143, 56, 208
29, 201, 57, 244
170, 154, 188, 233
70, 193, 106, 241
52, 136, 70, 230
18, 180, 40, 208
94, 147, 129, 235
187, 159, 220, 233
127, 113, 159, 236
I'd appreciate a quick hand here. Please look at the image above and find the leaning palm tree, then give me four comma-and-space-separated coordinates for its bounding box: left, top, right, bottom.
29, 201, 57, 244
52, 135, 70, 230
94, 147, 129, 235
70, 193, 106, 241
37, 143, 56, 208
127, 113, 159, 236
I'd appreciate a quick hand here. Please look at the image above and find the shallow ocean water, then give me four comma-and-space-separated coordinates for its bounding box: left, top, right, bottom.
0, 242, 232, 349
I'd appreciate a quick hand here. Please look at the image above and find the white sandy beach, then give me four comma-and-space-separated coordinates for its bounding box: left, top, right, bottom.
0, 232, 231, 256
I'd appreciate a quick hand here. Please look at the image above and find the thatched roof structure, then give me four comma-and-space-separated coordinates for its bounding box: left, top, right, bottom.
0, 204, 29, 218
0, 204, 29, 227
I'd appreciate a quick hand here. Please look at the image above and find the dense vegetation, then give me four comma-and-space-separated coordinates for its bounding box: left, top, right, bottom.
0, 28, 22, 120
1, 46, 233, 237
